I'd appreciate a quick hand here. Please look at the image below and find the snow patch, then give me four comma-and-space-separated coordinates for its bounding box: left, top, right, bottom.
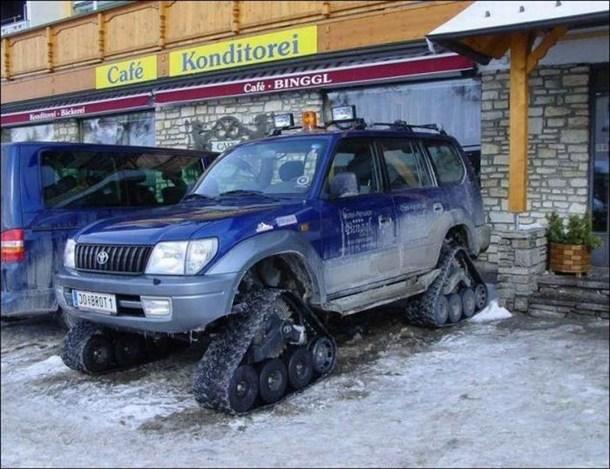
469, 300, 512, 323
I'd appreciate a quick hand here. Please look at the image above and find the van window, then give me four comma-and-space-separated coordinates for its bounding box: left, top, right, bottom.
40, 150, 203, 208
378, 139, 433, 190
424, 141, 465, 185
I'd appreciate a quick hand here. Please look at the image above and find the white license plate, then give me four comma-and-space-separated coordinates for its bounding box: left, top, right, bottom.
72, 290, 117, 314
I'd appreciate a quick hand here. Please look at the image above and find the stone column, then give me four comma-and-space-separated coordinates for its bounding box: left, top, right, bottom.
496, 228, 547, 312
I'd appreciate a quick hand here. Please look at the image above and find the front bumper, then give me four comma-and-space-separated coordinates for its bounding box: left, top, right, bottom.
55, 268, 238, 334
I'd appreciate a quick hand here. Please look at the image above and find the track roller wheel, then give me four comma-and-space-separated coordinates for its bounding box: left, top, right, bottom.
228, 365, 259, 413
82, 335, 115, 373
258, 358, 288, 404
286, 348, 314, 390
461, 288, 476, 318
447, 293, 463, 323
432, 294, 449, 326
145, 335, 172, 360
474, 283, 489, 311
114, 334, 147, 368
311, 336, 336, 375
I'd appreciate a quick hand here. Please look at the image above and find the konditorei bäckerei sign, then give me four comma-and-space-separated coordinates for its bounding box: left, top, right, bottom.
96, 56, 157, 89
169, 26, 317, 77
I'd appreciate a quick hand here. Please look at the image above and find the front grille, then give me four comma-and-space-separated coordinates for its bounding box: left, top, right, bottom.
75, 244, 153, 274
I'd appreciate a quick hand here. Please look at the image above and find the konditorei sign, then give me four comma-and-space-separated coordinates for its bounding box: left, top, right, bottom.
96, 56, 157, 89
169, 26, 317, 77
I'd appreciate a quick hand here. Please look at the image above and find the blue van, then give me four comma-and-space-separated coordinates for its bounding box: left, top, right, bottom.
1, 142, 216, 323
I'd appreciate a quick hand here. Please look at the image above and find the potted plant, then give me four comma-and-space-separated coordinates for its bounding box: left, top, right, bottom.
546, 211, 602, 276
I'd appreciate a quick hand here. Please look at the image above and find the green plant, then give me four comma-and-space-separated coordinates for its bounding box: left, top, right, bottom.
545, 211, 602, 250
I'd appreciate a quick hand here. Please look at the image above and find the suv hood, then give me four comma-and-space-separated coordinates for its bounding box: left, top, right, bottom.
75, 199, 303, 245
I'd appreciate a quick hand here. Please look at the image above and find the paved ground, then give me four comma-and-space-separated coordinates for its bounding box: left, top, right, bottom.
1, 303, 608, 468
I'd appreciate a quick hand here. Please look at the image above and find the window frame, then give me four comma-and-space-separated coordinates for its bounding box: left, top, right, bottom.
320, 137, 384, 200
374, 137, 436, 192
421, 138, 467, 187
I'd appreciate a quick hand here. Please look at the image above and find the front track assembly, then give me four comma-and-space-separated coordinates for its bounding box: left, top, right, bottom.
404, 246, 489, 328
192, 289, 337, 414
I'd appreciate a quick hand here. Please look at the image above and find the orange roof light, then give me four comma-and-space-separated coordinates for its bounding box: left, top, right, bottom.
302, 111, 317, 130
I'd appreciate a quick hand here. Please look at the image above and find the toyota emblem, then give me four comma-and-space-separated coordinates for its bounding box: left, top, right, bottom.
96, 250, 109, 265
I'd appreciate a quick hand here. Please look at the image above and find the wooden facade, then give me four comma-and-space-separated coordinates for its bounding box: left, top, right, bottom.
1, 0, 471, 103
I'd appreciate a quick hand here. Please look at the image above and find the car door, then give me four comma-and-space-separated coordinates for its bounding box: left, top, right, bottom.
376, 137, 444, 273
320, 138, 399, 296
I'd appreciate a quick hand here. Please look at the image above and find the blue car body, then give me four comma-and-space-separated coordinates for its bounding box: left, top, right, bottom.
1, 142, 216, 318
55, 128, 490, 334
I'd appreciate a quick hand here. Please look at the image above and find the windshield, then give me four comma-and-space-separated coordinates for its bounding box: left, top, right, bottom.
193, 138, 329, 198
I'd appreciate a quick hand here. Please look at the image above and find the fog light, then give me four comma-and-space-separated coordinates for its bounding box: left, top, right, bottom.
141, 297, 172, 318
331, 105, 356, 122
273, 113, 294, 129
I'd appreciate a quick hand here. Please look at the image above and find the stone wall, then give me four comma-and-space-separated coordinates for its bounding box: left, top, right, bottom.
479, 65, 590, 263
155, 90, 323, 149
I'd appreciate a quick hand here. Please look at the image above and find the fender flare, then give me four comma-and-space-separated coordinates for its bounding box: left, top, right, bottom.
206, 230, 325, 312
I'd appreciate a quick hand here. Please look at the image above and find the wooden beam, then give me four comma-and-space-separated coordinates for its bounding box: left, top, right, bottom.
508, 31, 531, 213
46, 27, 53, 72
2, 37, 10, 80
231, 0, 240, 34
527, 26, 567, 74
97, 12, 105, 60
159, 1, 167, 49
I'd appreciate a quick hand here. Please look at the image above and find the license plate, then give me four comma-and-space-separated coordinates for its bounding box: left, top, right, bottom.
72, 290, 117, 315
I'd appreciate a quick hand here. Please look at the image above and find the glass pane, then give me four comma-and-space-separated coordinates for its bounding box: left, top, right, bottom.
2, 123, 54, 142
81, 112, 154, 146
326, 139, 379, 195
41, 150, 203, 208
379, 139, 432, 190
592, 94, 609, 233
325, 78, 481, 148
424, 142, 465, 185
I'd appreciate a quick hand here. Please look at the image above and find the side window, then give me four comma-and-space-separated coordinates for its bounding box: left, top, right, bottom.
424, 141, 465, 185
378, 139, 433, 190
325, 139, 380, 196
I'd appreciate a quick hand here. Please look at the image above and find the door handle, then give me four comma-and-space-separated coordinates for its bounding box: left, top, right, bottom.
433, 203, 444, 214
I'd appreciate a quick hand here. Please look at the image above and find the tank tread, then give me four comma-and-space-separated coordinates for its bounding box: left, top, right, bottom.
404, 245, 487, 328
61, 319, 107, 373
193, 289, 336, 414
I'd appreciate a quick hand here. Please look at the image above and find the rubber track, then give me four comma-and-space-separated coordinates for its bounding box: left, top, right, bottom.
404, 246, 484, 328
192, 289, 335, 414
61, 319, 106, 373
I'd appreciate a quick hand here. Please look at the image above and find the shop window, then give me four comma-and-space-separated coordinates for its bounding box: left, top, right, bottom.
40, 149, 203, 208
81, 112, 154, 146
424, 142, 465, 186
1, 123, 54, 143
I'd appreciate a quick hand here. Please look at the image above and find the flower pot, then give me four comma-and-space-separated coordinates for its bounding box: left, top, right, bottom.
549, 242, 592, 276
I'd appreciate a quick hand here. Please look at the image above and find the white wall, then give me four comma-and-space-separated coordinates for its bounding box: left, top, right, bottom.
27, 1, 70, 27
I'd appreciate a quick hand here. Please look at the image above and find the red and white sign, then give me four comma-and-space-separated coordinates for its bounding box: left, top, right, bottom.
155, 53, 473, 105
1, 94, 151, 127
1, 53, 473, 127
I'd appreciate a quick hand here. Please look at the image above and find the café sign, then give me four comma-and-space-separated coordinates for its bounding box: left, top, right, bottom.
96, 56, 157, 89
169, 26, 317, 77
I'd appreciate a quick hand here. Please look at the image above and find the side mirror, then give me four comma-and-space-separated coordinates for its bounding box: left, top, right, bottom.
329, 172, 358, 198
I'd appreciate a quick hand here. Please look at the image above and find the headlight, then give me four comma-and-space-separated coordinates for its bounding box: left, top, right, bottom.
64, 238, 76, 269
145, 239, 217, 275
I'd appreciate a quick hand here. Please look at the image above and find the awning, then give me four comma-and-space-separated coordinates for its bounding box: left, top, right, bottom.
428, 1, 610, 63
1, 46, 474, 127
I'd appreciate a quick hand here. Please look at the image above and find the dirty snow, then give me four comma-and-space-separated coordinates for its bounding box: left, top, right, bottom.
1, 308, 608, 468
468, 300, 512, 323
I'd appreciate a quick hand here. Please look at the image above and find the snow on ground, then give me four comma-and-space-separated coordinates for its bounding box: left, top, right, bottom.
1, 308, 608, 468
468, 300, 512, 323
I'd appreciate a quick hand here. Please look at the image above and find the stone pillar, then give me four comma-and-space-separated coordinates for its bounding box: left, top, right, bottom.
496, 228, 547, 312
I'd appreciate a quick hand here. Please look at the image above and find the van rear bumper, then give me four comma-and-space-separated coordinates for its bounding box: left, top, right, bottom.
1, 289, 58, 317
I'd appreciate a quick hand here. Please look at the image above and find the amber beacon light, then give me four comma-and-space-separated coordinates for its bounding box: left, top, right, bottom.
302, 111, 317, 130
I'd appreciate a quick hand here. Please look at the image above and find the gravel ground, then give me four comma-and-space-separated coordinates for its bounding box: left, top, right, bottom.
1, 303, 608, 468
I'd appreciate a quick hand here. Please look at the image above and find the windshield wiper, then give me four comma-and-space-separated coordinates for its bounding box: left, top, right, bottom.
182, 193, 216, 201
219, 190, 264, 197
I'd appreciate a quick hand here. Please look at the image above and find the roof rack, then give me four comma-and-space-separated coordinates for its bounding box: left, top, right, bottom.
371, 120, 447, 135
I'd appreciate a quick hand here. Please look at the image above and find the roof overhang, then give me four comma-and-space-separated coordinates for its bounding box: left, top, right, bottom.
427, 1, 610, 63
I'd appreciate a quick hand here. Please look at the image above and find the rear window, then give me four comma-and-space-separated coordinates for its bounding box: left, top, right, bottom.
40, 150, 203, 208
424, 141, 465, 185
378, 139, 433, 190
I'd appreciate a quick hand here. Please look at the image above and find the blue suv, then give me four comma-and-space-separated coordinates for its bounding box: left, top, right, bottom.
56, 115, 490, 413
1, 142, 216, 324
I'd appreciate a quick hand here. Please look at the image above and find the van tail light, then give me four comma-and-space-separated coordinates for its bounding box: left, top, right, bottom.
1, 229, 25, 263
